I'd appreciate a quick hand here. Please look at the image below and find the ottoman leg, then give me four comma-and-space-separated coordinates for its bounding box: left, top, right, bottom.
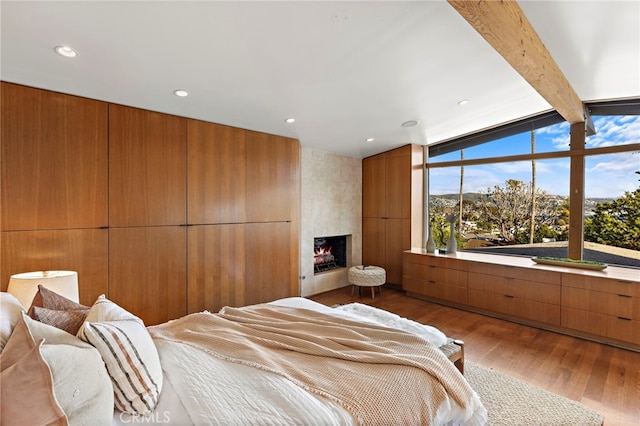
371, 287, 375, 298
350, 285, 355, 296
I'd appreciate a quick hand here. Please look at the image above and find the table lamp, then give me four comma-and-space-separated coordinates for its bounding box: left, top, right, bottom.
7, 270, 79, 309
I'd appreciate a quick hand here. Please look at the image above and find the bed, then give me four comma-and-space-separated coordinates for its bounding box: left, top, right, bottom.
0, 289, 487, 426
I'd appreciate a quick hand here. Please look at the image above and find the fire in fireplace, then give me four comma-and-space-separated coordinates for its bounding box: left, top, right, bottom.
314, 235, 347, 273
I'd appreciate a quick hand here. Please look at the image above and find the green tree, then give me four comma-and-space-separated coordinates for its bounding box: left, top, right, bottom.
478, 179, 560, 243
584, 173, 640, 250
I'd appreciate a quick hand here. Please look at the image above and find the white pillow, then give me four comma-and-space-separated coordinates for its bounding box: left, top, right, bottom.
1, 292, 26, 352
78, 295, 163, 416
24, 314, 114, 425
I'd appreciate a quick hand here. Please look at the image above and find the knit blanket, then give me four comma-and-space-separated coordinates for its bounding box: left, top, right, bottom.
149, 304, 486, 425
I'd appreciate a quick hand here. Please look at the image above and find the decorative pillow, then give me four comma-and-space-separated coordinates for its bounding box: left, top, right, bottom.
30, 306, 88, 335
1, 292, 25, 352
25, 314, 114, 425
78, 295, 163, 416
0, 316, 67, 426
26, 285, 90, 334
29, 284, 89, 312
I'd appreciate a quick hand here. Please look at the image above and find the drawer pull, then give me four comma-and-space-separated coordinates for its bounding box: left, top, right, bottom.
617, 316, 632, 321
618, 294, 632, 298
428, 280, 436, 284
617, 280, 634, 284
504, 295, 514, 299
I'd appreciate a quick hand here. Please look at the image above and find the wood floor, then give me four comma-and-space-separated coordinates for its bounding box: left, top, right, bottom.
309, 286, 640, 426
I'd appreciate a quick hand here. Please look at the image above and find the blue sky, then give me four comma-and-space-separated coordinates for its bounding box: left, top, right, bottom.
430, 116, 640, 198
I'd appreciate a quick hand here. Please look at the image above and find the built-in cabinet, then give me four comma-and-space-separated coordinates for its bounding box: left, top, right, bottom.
1, 83, 109, 304
467, 262, 561, 325
0, 82, 300, 325
185, 120, 300, 315
561, 274, 640, 345
403, 255, 468, 304
108, 104, 187, 227
362, 145, 423, 285
107, 105, 189, 325
403, 249, 640, 351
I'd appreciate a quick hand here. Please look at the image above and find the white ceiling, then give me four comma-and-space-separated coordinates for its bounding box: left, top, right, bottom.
1, 1, 638, 158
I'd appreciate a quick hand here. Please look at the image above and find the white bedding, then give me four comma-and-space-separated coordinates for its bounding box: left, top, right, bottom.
112, 297, 485, 425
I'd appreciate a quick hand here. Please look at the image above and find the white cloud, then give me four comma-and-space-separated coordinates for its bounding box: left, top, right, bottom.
587, 115, 640, 148
585, 152, 640, 197
429, 117, 639, 198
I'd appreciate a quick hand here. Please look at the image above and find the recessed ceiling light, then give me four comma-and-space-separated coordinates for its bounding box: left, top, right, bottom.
457, 99, 470, 106
54, 45, 78, 58
365, 137, 375, 142
285, 118, 296, 123
173, 89, 189, 97
401, 120, 419, 128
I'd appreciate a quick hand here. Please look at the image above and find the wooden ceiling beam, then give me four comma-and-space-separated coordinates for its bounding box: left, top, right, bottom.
448, 0, 584, 124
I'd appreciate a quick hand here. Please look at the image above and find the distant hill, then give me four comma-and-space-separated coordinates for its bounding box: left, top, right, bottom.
431, 193, 614, 210
434, 193, 483, 202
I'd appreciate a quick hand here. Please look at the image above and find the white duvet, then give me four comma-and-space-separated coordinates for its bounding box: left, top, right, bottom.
113, 297, 485, 425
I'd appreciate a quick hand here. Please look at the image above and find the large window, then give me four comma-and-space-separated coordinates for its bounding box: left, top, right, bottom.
427, 108, 640, 269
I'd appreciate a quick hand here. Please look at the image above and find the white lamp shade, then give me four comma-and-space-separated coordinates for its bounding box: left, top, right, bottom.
7, 270, 79, 309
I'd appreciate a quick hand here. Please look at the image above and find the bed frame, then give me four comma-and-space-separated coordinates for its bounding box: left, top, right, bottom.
441, 339, 465, 374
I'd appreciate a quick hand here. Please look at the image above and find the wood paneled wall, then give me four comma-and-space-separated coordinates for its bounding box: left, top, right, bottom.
0, 82, 300, 325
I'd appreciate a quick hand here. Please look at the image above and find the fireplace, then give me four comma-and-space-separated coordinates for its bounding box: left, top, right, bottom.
314, 235, 347, 273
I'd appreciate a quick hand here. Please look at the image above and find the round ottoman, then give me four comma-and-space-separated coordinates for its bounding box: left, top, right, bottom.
348, 265, 386, 299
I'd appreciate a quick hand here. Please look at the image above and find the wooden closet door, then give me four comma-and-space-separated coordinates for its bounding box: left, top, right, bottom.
109, 226, 187, 326
362, 218, 385, 269
0, 229, 108, 305
245, 131, 299, 223
362, 156, 385, 218
1, 82, 108, 231
187, 120, 246, 224
385, 155, 411, 219
109, 105, 187, 227
187, 224, 246, 313
244, 222, 298, 305
385, 218, 411, 285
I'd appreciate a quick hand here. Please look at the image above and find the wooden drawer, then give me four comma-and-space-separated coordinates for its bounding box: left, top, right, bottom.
468, 272, 560, 305
404, 276, 467, 304
562, 274, 640, 296
404, 262, 467, 288
562, 307, 640, 345
468, 289, 561, 325
403, 252, 468, 271
468, 261, 561, 285
562, 286, 640, 320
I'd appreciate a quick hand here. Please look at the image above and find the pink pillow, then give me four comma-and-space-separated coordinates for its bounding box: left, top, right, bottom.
0, 317, 67, 426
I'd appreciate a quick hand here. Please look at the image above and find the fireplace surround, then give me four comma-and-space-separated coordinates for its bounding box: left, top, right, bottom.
313, 235, 348, 274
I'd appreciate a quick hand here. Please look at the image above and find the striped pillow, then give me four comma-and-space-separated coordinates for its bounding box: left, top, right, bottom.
78, 296, 162, 416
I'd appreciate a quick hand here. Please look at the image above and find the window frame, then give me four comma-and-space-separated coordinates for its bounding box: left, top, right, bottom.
425, 98, 640, 264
